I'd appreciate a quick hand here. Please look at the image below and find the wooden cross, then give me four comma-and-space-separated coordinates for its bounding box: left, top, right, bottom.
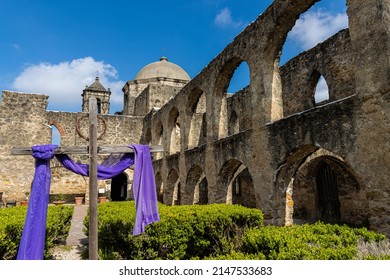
11, 98, 163, 260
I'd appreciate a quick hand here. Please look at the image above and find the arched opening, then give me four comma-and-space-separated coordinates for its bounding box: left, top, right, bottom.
186, 88, 206, 149
228, 110, 239, 135
216, 159, 256, 207
280, 1, 349, 65
111, 173, 128, 201
314, 75, 330, 104
167, 169, 180, 206
51, 125, 61, 146
155, 172, 164, 203
214, 58, 250, 140
145, 128, 152, 146
276, 146, 369, 227
168, 107, 181, 155
185, 165, 208, 205
227, 61, 250, 94
96, 98, 102, 114
154, 119, 163, 160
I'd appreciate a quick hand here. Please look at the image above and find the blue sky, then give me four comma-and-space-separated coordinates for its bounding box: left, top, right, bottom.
0, 0, 347, 114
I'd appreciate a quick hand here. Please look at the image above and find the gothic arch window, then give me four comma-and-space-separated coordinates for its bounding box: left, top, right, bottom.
51, 125, 61, 146
314, 75, 330, 104
48, 120, 65, 146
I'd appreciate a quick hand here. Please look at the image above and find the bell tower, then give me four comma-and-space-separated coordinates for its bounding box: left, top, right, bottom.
81, 76, 111, 114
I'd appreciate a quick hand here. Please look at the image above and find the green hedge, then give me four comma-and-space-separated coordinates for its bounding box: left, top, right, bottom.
85, 202, 264, 260
84, 202, 390, 260
240, 222, 387, 260
0, 205, 74, 260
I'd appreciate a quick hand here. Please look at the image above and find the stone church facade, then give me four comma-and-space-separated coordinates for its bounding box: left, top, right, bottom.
1, 0, 389, 236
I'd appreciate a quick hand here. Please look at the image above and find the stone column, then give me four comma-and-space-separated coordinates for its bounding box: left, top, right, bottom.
348, 0, 390, 236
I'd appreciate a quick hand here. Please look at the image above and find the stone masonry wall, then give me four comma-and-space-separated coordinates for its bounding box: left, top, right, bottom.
0, 91, 51, 202
280, 29, 355, 117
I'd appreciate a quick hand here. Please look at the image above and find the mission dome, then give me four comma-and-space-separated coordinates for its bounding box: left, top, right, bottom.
134, 56, 190, 81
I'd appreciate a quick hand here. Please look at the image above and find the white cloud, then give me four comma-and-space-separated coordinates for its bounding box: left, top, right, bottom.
11, 57, 125, 112
215, 7, 243, 29
289, 10, 348, 50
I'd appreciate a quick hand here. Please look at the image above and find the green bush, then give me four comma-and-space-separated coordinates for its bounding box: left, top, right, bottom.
85, 202, 264, 260
0, 205, 74, 260
84, 202, 390, 260
240, 222, 388, 260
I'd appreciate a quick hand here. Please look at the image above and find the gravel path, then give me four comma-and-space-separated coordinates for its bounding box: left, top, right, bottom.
50, 205, 88, 260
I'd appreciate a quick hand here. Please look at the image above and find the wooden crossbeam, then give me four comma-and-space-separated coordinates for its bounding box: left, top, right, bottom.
11, 145, 164, 155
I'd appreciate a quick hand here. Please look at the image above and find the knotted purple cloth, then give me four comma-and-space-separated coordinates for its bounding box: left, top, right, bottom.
17, 144, 58, 260
17, 144, 159, 260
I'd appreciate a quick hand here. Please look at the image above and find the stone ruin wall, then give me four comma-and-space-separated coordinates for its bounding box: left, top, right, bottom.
145, 0, 390, 235
280, 29, 356, 116
0, 94, 144, 203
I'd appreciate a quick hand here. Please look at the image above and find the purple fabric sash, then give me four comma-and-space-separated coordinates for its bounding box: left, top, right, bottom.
55, 152, 135, 180
130, 145, 160, 235
17, 144, 159, 260
17, 144, 58, 260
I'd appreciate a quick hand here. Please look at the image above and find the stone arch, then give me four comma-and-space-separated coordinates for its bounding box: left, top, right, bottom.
48, 120, 65, 136
155, 172, 164, 203
111, 172, 128, 201
96, 98, 102, 114
315, 75, 330, 104
168, 107, 181, 155
166, 168, 180, 205
215, 158, 256, 207
185, 165, 208, 205
309, 70, 330, 105
280, 1, 349, 64
186, 88, 206, 149
228, 110, 239, 135
145, 127, 152, 146
48, 120, 65, 146
214, 57, 251, 140
276, 146, 369, 227
154, 119, 164, 159
227, 61, 251, 94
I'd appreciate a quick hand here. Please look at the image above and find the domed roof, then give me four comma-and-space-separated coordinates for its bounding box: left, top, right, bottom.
134, 56, 190, 81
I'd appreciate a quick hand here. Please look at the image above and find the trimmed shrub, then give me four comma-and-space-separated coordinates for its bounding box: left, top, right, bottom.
0, 205, 74, 260
240, 222, 388, 260
84, 202, 264, 260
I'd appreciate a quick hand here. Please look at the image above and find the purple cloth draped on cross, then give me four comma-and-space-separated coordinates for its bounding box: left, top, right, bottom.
17, 144, 159, 260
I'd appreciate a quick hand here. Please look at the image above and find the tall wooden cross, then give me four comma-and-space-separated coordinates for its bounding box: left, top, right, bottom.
11, 98, 163, 260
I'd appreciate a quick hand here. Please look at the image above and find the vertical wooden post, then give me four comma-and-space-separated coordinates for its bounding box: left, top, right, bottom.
89, 98, 98, 260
